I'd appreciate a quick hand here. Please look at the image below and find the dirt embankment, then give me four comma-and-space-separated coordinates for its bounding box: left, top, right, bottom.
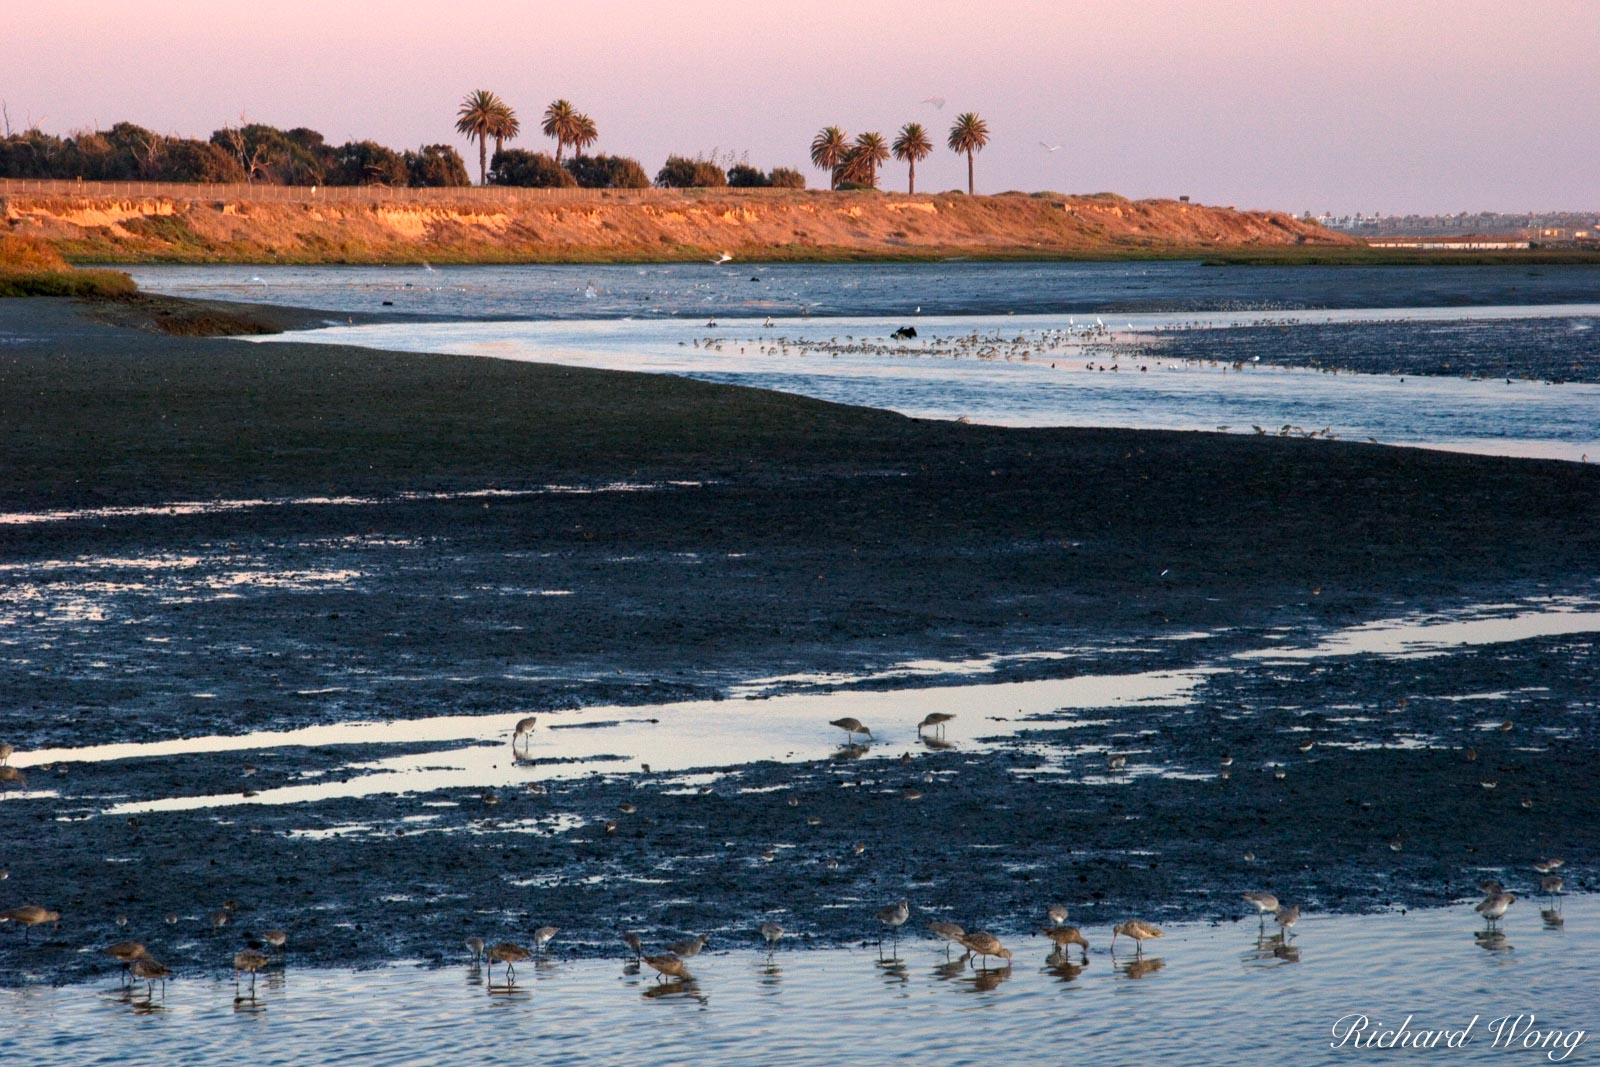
1, 188, 1352, 264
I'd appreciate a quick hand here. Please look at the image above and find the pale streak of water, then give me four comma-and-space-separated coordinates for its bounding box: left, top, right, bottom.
257, 306, 1600, 462
2, 901, 1591, 1067
10, 596, 1598, 820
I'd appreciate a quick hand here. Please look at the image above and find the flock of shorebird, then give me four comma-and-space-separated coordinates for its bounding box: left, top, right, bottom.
0, 713, 1574, 1001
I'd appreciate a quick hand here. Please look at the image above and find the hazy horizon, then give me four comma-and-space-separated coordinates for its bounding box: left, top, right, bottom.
5, 0, 1596, 215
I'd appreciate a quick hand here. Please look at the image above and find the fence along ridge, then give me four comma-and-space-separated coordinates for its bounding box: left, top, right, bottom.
0, 178, 816, 204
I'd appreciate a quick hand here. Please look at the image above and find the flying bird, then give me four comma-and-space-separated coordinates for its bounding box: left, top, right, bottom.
1040, 142, 1062, 152
921, 95, 946, 109
711, 252, 733, 264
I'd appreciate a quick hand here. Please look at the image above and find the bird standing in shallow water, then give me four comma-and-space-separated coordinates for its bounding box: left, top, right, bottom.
487, 942, 532, 985
643, 953, 691, 981
0, 905, 59, 942
917, 713, 954, 737
1040, 926, 1090, 961
959, 931, 1013, 968
927, 921, 966, 957
759, 923, 784, 953
512, 716, 536, 755
534, 926, 559, 955
465, 936, 485, 963
1111, 920, 1163, 956
1046, 904, 1068, 927
830, 718, 872, 743
1274, 905, 1300, 938
1476, 892, 1516, 927
1242, 892, 1279, 928
130, 957, 171, 999
876, 900, 909, 953
103, 941, 149, 983
233, 949, 270, 995
621, 932, 643, 961
667, 933, 707, 958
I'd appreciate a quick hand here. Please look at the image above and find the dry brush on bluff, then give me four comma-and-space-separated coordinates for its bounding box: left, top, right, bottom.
2, 188, 1351, 264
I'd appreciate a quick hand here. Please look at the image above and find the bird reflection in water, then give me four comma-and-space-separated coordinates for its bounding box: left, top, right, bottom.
1542, 908, 1566, 930
642, 979, 707, 1005
931, 958, 969, 982
1243, 931, 1300, 966
966, 964, 1013, 993
755, 958, 783, 988
921, 736, 956, 752
1474, 930, 1514, 953
876, 956, 910, 984
1045, 948, 1089, 983
1115, 955, 1167, 979
832, 744, 869, 762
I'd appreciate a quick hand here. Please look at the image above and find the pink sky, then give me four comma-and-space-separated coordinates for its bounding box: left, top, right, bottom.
6, 0, 1596, 213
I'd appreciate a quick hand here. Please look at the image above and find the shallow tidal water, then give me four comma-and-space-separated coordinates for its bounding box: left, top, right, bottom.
4, 899, 1592, 1067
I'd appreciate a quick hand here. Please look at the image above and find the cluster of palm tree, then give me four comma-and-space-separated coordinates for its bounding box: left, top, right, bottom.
455, 91, 599, 185
811, 113, 989, 195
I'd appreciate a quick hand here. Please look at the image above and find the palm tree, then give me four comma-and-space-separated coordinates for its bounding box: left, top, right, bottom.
489, 101, 521, 161
455, 89, 506, 185
947, 112, 990, 195
810, 126, 849, 190
542, 99, 581, 163
891, 123, 932, 194
852, 132, 889, 189
572, 114, 598, 158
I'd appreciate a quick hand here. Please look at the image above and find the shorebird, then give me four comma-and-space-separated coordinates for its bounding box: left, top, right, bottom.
1040, 926, 1090, 961
1478, 879, 1506, 895
1110, 920, 1163, 956
1541, 875, 1565, 899
0, 905, 59, 942
830, 718, 872, 743
233, 948, 270, 995
917, 713, 955, 737
1533, 858, 1565, 874
667, 934, 707, 958
1476, 892, 1516, 927
1274, 904, 1301, 938
711, 252, 733, 265
643, 953, 691, 981
959, 931, 1013, 968
512, 716, 537, 754
0, 766, 26, 789
260, 929, 286, 953
927, 921, 966, 957
1039, 142, 1062, 152
876, 899, 910, 949
1242, 892, 1280, 927
621, 932, 643, 960
534, 926, 559, 955
208, 908, 231, 932
465, 936, 485, 963
130, 957, 171, 998
1046, 904, 1069, 927
486, 942, 533, 984
103, 941, 149, 983
0, 742, 12, 764
1106, 753, 1127, 771
759, 922, 784, 953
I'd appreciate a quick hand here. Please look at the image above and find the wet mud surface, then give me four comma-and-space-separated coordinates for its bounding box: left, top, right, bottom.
0, 299, 1597, 984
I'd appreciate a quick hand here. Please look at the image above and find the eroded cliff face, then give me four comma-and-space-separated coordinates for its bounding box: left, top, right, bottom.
3, 189, 1353, 263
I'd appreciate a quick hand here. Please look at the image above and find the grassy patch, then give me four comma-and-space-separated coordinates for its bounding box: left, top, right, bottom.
0, 234, 137, 296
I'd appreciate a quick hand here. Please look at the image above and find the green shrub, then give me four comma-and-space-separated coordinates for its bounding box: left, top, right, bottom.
768, 167, 806, 189
655, 155, 727, 188
490, 149, 577, 187
565, 154, 650, 189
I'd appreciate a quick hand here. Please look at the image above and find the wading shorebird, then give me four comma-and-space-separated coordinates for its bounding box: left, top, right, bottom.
0, 905, 59, 942
959, 931, 1013, 968
103, 941, 149, 983
759, 923, 784, 953
643, 953, 691, 981
534, 926, 559, 955
0, 741, 13, 764
1040, 926, 1090, 961
1541, 875, 1565, 900
130, 957, 171, 999
667, 934, 707, 958
1533, 858, 1565, 875
917, 713, 955, 737
233, 949, 270, 995
1478, 879, 1506, 896
621, 932, 643, 961
486, 942, 533, 985
1046, 904, 1069, 928
1241, 892, 1280, 927
512, 716, 537, 755
1106, 753, 1127, 772
465, 936, 485, 963
927, 921, 966, 958
1476, 892, 1516, 927
830, 718, 872, 744
259, 930, 286, 954
0, 766, 26, 790
1110, 920, 1163, 956
1274, 904, 1300, 938
876, 900, 910, 951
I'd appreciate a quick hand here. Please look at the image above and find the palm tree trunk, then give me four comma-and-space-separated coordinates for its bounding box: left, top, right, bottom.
556, 140, 564, 165
967, 149, 974, 196
908, 159, 915, 195
479, 138, 487, 186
